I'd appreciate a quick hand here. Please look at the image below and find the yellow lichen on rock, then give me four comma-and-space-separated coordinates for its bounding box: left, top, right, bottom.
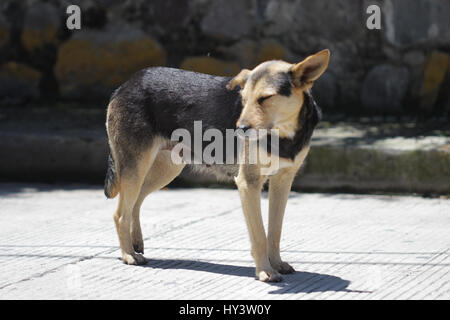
54, 35, 166, 97
256, 41, 286, 64
219, 39, 291, 69
0, 62, 41, 84
180, 57, 240, 76
21, 25, 58, 51
420, 51, 449, 109
0, 27, 8, 47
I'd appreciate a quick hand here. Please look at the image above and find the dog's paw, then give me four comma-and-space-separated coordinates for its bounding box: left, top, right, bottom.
277, 261, 295, 274
131, 232, 144, 254
257, 269, 283, 282
133, 241, 144, 254
272, 261, 295, 274
122, 252, 147, 265
269, 257, 296, 274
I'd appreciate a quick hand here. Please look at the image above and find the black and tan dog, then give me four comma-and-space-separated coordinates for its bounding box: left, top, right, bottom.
105, 49, 330, 282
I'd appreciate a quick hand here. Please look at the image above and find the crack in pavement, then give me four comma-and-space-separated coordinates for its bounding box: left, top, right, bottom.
0, 206, 240, 290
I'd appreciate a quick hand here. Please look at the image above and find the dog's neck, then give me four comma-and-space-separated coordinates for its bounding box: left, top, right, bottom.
268, 92, 322, 160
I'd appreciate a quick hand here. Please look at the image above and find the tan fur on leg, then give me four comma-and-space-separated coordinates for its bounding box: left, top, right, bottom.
235, 164, 281, 282
131, 150, 185, 254
267, 167, 297, 274
267, 147, 310, 273
114, 145, 159, 265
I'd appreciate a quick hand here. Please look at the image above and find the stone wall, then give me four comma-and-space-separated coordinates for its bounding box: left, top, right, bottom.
0, 0, 449, 116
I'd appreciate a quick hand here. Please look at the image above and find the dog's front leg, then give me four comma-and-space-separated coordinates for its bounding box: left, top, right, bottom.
235, 164, 281, 282
267, 167, 298, 274
267, 147, 310, 274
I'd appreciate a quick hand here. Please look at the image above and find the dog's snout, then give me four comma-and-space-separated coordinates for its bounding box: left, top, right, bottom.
237, 125, 252, 132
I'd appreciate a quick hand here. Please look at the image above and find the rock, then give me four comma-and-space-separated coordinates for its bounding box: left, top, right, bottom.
264, 0, 297, 36
180, 56, 240, 76
21, 2, 60, 51
54, 24, 166, 99
201, 0, 254, 40
255, 0, 271, 22
0, 12, 9, 48
269, 1, 365, 52
256, 40, 289, 64
403, 51, 426, 67
312, 72, 337, 111
436, 74, 450, 115
419, 51, 450, 111
361, 64, 409, 113
0, 62, 41, 106
220, 39, 258, 68
220, 39, 292, 69
383, 0, 450, 46
147, 0, 189, 30
262, 1, 367, 112
444, 98, 450, 115
73, 0, 108, 29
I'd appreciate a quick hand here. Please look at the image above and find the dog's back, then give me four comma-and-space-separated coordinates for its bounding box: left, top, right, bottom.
109, 67, 243, 138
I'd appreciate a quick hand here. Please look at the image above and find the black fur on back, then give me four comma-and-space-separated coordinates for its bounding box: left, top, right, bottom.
111, 67, 243, 141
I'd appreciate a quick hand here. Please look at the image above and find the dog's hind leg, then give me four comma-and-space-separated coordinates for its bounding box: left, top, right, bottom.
114, 146, 159, 265
131, 150, 186, 254
235, 164, 280, 282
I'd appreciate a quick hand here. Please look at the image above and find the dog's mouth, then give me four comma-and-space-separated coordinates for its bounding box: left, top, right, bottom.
236, 124, 252, 132
236, 123, 275, 132
235, 126, 274, 142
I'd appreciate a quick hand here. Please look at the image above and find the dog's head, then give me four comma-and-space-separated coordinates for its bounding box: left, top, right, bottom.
227, 49, 330, 138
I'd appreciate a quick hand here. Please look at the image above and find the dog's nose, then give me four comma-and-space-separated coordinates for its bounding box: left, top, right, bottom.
237, 125, 252, 132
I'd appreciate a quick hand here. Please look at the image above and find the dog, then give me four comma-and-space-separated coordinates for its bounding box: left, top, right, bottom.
104, 49, 330, 282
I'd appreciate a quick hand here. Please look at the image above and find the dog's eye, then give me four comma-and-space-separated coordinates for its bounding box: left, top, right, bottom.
257, 95, 274, 105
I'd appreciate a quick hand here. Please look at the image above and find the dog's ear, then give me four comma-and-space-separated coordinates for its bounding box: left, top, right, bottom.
227, 69, 251, 90
290, 49, 330, 88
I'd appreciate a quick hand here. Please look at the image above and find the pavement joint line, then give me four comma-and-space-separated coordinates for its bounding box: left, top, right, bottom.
381, 249, 450, 299
0, 205, 241, 291
135, 256, 450, 268
348, 235, 449, 300
306, 265, 374, 296
372, 249, 449, 300
286, 265, 343, 297
436, 285, 450, 299
140, 205, 241, 243
427, 275, 450, 298
303, 230, 417, 299
136, 247, 446, 255
0, 254, 95, 290
297, 260, 363, 298
403, 260, 450, 299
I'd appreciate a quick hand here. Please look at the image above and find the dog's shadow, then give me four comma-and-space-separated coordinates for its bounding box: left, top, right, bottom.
142, 258, 358, 294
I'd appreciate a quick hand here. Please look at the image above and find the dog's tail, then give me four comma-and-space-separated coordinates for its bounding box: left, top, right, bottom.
104, 151, 119, 199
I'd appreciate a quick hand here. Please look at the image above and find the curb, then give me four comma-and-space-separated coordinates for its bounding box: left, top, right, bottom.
0, 126, 449, 194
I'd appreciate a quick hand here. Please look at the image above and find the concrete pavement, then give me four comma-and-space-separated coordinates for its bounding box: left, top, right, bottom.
0, 183, 449, 299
